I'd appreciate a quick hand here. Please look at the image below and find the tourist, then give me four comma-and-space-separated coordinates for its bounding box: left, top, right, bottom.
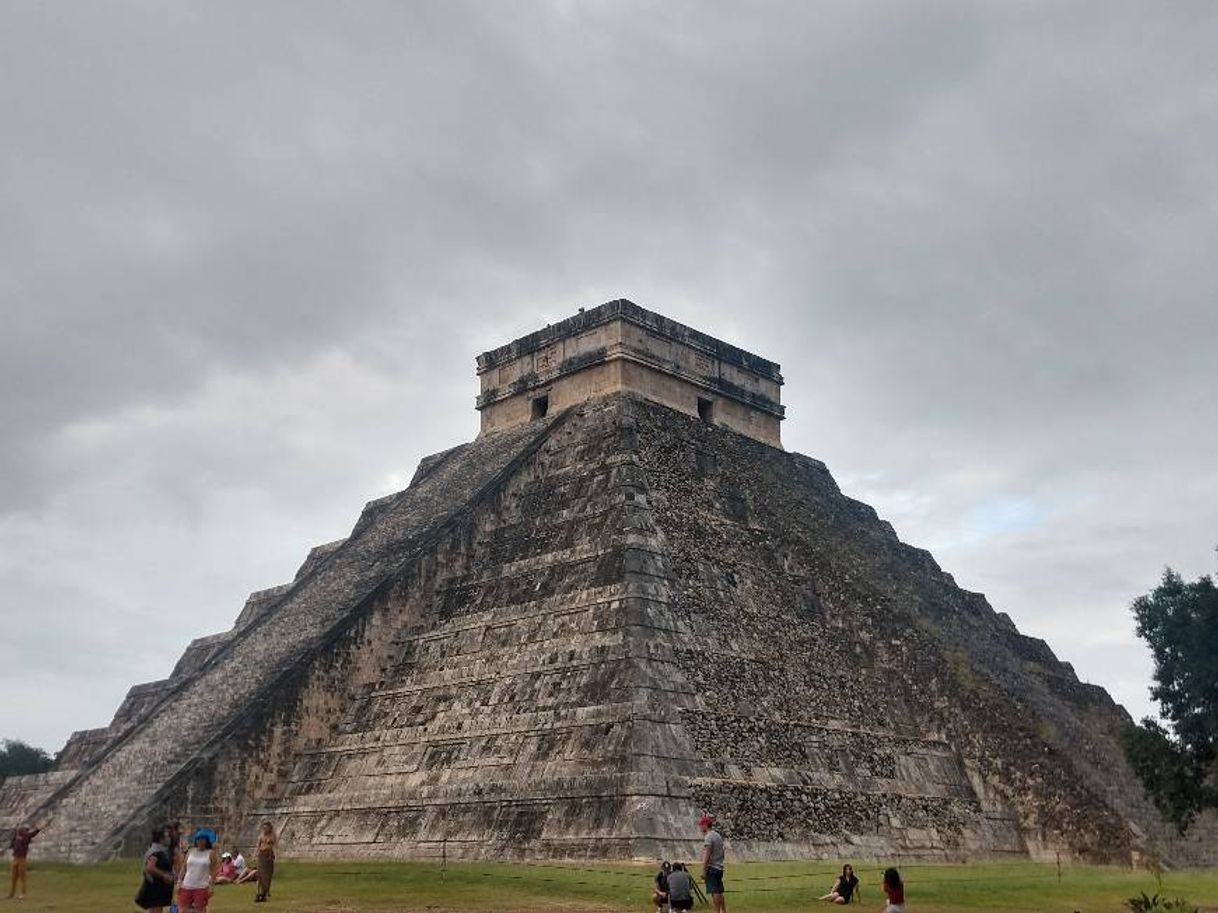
666, 862, 694, 912
652, 860, 671, 912
215, 852, 238, 884
234, 848, 258, 884
6, 822, 42, 900
178, 828, 219, 913
135, 825, 176, 912
255, 821, 277, 902
819, 863, 860, 904
698, 814, 727, 913
881, 867, 905, 912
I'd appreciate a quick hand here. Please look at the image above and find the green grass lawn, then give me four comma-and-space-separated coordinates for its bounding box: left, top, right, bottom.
10, 859, 1218, 913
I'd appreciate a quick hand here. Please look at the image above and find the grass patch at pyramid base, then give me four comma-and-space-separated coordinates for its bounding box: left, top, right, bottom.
11, 859, 1218, 912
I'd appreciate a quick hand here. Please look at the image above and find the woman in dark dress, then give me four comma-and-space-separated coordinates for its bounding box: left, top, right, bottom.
819, 863, 860, 904
135, 826, 177, 912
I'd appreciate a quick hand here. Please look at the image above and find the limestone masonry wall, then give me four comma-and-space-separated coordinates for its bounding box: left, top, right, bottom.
26, 417, 554, 861
24, 391, 1216, 865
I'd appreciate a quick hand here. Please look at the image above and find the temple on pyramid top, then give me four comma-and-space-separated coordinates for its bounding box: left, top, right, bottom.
475, 299, 785, 446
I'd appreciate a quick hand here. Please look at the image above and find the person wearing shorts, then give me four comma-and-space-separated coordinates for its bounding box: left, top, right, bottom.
699, 814, 727, 913
178, 828, 218, 913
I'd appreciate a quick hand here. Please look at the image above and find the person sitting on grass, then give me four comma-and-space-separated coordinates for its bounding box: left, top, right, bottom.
666, 862, 694, 912
215, 852, 238, 884
819, 863, 860, 904
881, 867, 905, 913
652, 860, 672, 912
233, 848, 257, 884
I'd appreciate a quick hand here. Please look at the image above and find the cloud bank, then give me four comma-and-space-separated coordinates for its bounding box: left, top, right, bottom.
2, 1, 1215, 750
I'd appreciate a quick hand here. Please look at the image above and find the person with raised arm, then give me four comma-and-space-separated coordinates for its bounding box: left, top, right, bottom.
6, 822, 43, 900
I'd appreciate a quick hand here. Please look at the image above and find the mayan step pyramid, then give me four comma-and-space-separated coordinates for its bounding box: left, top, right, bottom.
8, 300, 1214, 864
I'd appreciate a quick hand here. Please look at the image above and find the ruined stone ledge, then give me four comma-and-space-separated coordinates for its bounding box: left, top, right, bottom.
312, 711, 644, 755
475, 345, 784, 418
469, 502, 622, 543
451, 541, 618, 583
475, 300, 783, 382
277, 784, 683, 814
394, 586, 628, 642
680, 710, 954, 750
292, 541, 347, 583
409, 443, 470, 487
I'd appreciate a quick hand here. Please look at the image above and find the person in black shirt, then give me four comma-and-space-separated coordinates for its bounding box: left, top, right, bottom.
134, 825, 177, 912
652, 860, 671, 912
818, 863, 860, 904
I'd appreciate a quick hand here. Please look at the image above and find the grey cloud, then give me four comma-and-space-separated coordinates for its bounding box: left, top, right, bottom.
1, 1, 1215, 749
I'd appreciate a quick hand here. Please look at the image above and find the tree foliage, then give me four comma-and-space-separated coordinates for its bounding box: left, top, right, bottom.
1124, 566, 1218, 831
0, 738, 54, 781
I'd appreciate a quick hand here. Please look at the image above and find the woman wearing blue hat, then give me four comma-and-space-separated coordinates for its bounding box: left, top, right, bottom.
178, 828, 219, 913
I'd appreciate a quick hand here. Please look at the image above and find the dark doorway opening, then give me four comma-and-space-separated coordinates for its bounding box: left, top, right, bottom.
531, 395, 550, 420
697, 397, 715, 425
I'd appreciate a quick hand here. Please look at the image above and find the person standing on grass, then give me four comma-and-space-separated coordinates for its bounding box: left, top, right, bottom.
254, 821, 277, 902
178, 828, 219, 913
135, 825, 177, 912
881, 867, 905, 913
6, 823, 42, 899
698, 814, 727, 913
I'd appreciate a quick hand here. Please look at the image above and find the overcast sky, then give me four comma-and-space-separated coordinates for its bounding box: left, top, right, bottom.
2, 2, 1215, 753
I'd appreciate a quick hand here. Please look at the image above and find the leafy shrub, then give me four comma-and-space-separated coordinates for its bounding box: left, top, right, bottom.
1124, 892, 1199, 913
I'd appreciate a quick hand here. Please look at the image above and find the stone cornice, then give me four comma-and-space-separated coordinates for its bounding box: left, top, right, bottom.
476, 299, 783, 384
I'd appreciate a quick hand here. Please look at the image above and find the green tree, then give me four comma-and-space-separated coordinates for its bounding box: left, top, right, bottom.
0, 738, 54, 781
1124, 566, 1218, 831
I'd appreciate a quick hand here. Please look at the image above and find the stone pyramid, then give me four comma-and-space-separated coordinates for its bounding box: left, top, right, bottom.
8, 301, 1213, 865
